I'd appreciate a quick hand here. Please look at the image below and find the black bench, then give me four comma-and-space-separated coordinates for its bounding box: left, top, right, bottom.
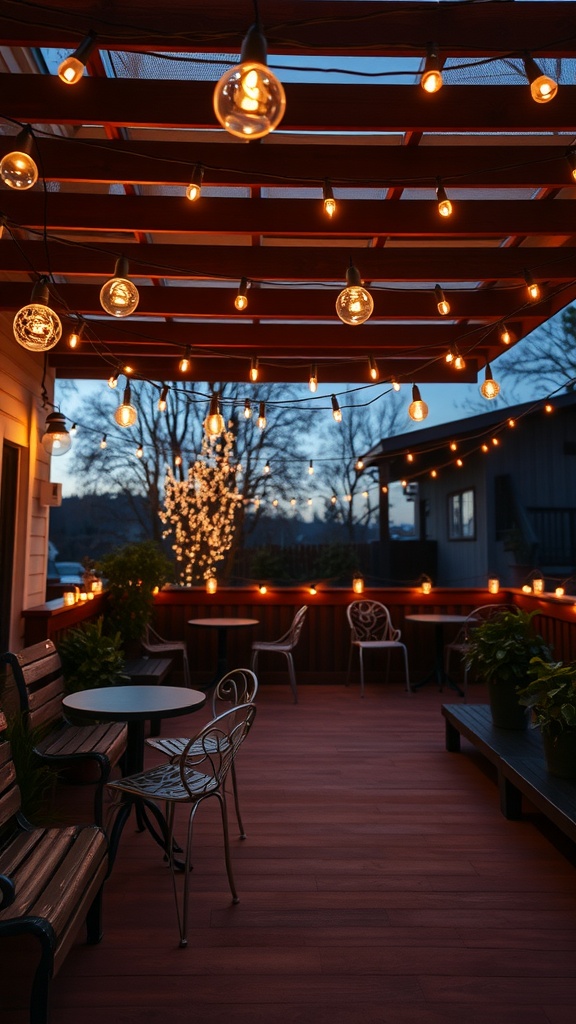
442, 703, 576, 843
0, 640, 127, 826
0, 711, 109, 1024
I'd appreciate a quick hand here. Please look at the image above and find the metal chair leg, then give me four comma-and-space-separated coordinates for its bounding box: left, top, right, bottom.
286, 653, 298, 703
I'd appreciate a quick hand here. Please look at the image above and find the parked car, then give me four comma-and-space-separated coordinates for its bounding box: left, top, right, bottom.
55, 561, 86, 585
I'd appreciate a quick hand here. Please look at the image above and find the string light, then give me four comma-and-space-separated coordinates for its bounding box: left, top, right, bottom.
355, 457, 365, 471
213, 20, 286, 139
179, 347, 191, 373
545, 402, 554, 413
449, 441, 458, 452
406, 453, 414, 463
185, 163, 204, 202
430, 469, 438, 478
13, 277, 62, 352
323, 179, 336, 218
421, 42, 443, 93
57, 30, 98, 85
158, 385, 169, 412
249, 355, 259, 381
257, 401, 267, 430
408, 384, 428, 422
524, 269, 540, 301
41, 411, 71, 456
368, 355, 379, 381
235, 277, 249, 311
500, 323, 512, 345
0, 126, 38, 190
508, 418, 516, 428
436, 178, 453, 218
331, 395, 342, 422
391, 379, 401, 392
108, 371, 119, 389
67, 320, 84, 349
480, 363, 501, 400
100, 256, 139, 317
204, 392, 225, 438
522, 53, 558, 103
309, 364, 318, 393
308, 459, 314, 476
264, 461, 270, 474
481, 443, 489, 452
435, 284, 450, 316
456, 458, 463, 467
69, 422, 77, 436
100, 434, 107, 449
336, 264, 374, 326
174, 451, 183, 466
114, 385, 138, 427
135, 443, 143, 458
244, 398, 253, 419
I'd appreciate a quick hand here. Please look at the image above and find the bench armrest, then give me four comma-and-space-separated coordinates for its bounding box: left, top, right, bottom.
0, 873, 16, 909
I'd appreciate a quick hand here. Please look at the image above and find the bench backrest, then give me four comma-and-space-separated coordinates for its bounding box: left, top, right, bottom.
0, 640, 65, 734
0, 711, 22, 830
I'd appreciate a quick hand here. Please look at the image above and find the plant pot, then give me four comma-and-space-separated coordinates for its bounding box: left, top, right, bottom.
542, 730, 576, 779
488, 681, 529, 730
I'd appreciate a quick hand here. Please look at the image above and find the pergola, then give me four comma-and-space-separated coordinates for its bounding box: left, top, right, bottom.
0, 0, 575, 391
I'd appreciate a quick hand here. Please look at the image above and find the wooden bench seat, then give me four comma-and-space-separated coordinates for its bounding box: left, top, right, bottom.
0, 640, 127, 825
0, 711, 109, 1024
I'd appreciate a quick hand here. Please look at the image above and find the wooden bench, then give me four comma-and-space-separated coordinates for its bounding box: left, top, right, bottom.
0, 640, 127, 826
442, 703, 576, 843
0, 711, 109, 1024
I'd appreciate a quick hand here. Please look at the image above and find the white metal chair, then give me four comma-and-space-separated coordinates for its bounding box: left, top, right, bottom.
445, 603, 515, 701
250, 605, 307, 703
346, 600, 411, 697
142, 623, 191, 687
107, 702, 257, 947
146, 667, 258, 837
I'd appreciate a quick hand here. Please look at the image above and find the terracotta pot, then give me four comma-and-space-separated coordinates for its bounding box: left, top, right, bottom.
542, 730, 576, 779
488, 680, 529, 730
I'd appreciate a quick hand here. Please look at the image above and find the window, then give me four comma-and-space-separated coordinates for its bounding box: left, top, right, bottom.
448, 488, 475, 540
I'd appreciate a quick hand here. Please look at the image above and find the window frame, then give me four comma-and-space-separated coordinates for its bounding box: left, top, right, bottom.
447, 487, 476, 541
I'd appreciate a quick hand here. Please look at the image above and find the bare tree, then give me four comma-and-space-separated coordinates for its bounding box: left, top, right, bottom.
498, 306, 576, 395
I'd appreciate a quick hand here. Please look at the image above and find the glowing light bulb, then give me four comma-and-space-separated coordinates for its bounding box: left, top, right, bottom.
213, 23, 286, 140
67, 322, 84, 349
204, 394, 225, 438
309, 364, 318, 393
41, 411, 71, 456
0, 127, 38, 190
57, 30, 97, 84
480, 364, 500, 400
430, 470, 438, 479
185, 164, 203, 201
408, 384, 428, 422
500, 324, 512, 345
355, 458, 365, 471
114, 386, 137, 427
522, 54, 558, 103
421, 44, 443, 93
392, 379, 401, 392
264, 462, 270, 474
258, 584, 268, 595
249, 356, 258, 381
100, 257, 139, 317
524, 269, 540, 301
331, 395, 342, 422
368, 356, 379, 381
13, 278, 62, 352
69, 423, 77, 437
179, 349, 191, 373
436, 180, 452, 217
323, 179, 336, 218
244, 398, 253, 419
309, 585, 317, 596
336, 265, 373, 325
158, 385, 169, 412
449, 442, 458, 452
435, 284, 450, 316
454, 354, 466, 371
308, 460, 314, 476
108, 372, 119, 389
136, 444, 143, 458
100, 435, 107, 449
566, 149, 576, 182
545, 403, 553, 413
257, 401, 267, 430
235, 277, 249, 311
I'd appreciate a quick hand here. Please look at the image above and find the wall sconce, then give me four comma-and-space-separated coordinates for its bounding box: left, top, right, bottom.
352, 574, 365, 595
206, 577, 217, 594
420, 575, 432, 595
488, 577, 500, 595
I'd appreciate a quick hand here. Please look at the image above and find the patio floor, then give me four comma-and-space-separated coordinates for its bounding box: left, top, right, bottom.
7, 680, 576, 1023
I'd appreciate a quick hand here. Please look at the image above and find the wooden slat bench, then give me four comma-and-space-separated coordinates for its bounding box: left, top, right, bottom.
442, 703, 576, 842
0, 640, 127, 826
0, 711, 109, 1024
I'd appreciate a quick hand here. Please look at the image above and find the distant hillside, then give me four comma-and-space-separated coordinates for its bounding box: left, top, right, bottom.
50, 494, 150, 562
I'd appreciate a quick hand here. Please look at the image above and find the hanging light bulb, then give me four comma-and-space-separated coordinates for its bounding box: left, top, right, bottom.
500, 323, 512, 345
67, 320, 84, 349
421, 43, 443, 93
323, 179, 336, 218
235, 278, 249, 311
435, 284, 450, 316
135, 443, 143, 458
41, 411, 71, 456
244, 398, 253, 419
368, 355, 379, 381
453, 350, 466, 371
204, 392, 225, 438
308, 459, 314, 476
13, 277, 62, 352
108, 371, 119, 389
185, 163, 204, 201
174, 451, 183, 467
566, 149, 576, 182
213, 21, 286, 140
436, 178, 453, 218
524, 269, 540, 301
179, 347, 191, 373
522, 53, 558, 104
257, 401, 267, 430
100, 434, 107, 449
158, 385, 169, 412
57, 29, 98, 84
331, 395, 342, 422
114, 385, 138, 427
309, 364, 318, 393
408, 384, 429, 422
336, 264, 374, 326
0, 126, 38, 190
100, 256, 139, 317
391, 378, 401, 392
249, 355, 259, 381
69, 422, 78, 437
264, 461, 270, 474
355, 457, 365, 471
480, 363, 501, 400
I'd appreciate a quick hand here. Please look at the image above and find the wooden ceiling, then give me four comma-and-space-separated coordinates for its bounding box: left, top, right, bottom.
1, 1, 576, 387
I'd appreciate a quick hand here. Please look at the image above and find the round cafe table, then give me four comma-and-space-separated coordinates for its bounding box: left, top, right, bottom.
405, 613, 469, 695
188, 617, 259, 688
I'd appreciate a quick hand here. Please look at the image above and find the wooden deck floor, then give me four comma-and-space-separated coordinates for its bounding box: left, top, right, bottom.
8, 681, 576, 1023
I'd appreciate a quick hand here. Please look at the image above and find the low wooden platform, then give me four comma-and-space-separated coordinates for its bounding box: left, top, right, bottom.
442, 703, 576, 842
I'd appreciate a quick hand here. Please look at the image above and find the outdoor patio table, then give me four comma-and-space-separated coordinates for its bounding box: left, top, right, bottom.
188, 617, 259, 688
63, 684, 206, 864
405, 613, 469, 695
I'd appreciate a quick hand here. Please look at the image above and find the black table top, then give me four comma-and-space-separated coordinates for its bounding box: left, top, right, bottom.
63, 684, 206, 722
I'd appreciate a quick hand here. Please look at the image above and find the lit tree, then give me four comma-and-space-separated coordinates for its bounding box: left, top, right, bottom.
159, 425, 243, 584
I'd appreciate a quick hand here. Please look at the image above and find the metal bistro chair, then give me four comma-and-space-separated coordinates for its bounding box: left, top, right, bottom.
444, 603, 515, 701
250, 605, 308, 704
146, 667, 258, 838
107, 702, 257, 948
346, 600, 411, 697
142, 623, 191, 688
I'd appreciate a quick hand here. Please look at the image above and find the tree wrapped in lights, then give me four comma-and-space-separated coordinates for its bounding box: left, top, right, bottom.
160, 424, 243, 585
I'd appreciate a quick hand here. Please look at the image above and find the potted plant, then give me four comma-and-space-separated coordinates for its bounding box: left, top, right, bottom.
517, 657, 576, 778
464, 607, 552, 730
58, 617, 128, 694
97, 540, 173, 655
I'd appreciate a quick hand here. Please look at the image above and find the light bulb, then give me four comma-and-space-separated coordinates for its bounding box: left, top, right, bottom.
135, 443, 143, 458
408, 384, 428, 422
57, 30, 98, 85
435, 284, 450, 316
480, 364, 500, 400
264, 462, 270, 474
158, 385, 169, 412
566, 149, 576, 182
0, 127, 38, 190
436, 180, 452, 217
331, 395, 342, 422
235, 277, 249, 311
500, 324, 512, 345
108, 372, 119, 389
41, 411, 71, 456
249, 356, 259, 381
392, 379, 401, 392
179, 348, 191, 373
356, 458, 364, 471
454, 354, 466, 371
114, 386, 137, 427
524, 269, 540, 301
522, 54, 558, 104
67, 322, 83, 349
258, 584, 267, 595
204, 393, 225, 437
213, 23, 286, 140
13, 278, 62, 352
100, 256, 139, 317
336, 264, 373, 325
185, 164, 203, 201
257, 401, 267, 430
100, 434, 107, 449
421, 43, 443, 93
323, 179, 336, 218
244, 398, 253, 419
368, 356, 379, 381
69, 423, 77, 436
309, 364, 318, 393
308, 460, 314, 476
174, 452, 182, 466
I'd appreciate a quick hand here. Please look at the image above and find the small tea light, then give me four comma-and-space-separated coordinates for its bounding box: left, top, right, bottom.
309, 585, 318, 596
206, 577, 217, 594
87, 592, 95, 600
555, 587, 565, 598
522, 584, 532, 594
352, 574, 365, 595
79, 592, 88, 602
92, 579, 103, 593
258, 584, 268, 595
63, 591, 75, 606
420, 576, 432, 595
532, 575, 545, 594
488, 577, 500, 595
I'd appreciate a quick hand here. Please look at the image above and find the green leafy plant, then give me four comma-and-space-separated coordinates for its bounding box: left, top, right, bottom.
98, 540, 173, 645
464, 607, 552, 686
58, 617, 127, 693
4, 713, 56, 820
517, 657, 576, 737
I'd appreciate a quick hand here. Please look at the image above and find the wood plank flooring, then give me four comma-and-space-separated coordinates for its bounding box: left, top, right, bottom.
6, 681, 576, 1023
